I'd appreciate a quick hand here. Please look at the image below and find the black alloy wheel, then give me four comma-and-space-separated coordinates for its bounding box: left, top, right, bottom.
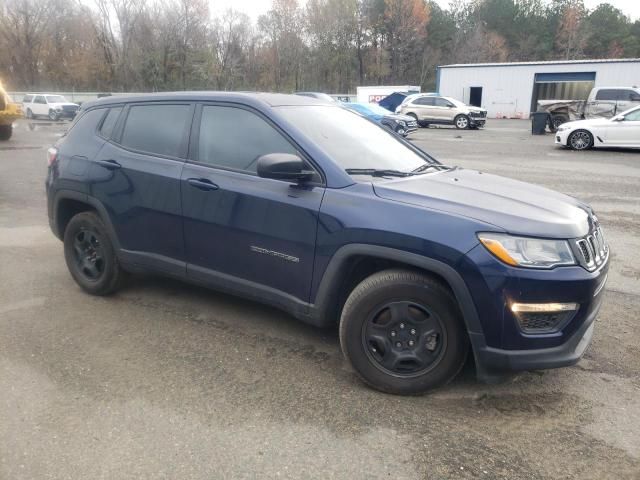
72, 228, 106, 280
362, 300, 446, 377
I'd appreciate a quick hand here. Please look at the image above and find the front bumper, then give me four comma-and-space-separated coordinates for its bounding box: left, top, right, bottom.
472, 292, 600, 377
555, 129, 571, 146
458, 241, 609, 380
469, 117, 486, 127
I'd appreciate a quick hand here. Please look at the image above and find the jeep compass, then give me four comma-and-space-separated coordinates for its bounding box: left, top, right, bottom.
46, 93, 609, 394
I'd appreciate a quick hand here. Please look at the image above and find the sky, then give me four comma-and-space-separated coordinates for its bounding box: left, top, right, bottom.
209, 0, 640, 21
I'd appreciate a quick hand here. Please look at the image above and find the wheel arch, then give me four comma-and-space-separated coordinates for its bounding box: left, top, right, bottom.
311, 244, 483, 339
52, 190, 120, 250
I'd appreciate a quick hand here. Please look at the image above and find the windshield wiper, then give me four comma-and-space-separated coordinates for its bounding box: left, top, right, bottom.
412, 163, 450, 173
344, 168, 413, 177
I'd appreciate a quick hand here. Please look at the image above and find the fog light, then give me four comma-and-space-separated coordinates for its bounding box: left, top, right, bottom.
511, 303, 578, 333
511, 302, 578, 313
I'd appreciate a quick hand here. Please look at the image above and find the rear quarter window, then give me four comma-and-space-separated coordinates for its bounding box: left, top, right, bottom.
99, 107, 123, 139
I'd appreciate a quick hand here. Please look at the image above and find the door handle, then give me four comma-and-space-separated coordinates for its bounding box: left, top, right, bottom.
96, 159, 121, 170
187, 177, 219, 191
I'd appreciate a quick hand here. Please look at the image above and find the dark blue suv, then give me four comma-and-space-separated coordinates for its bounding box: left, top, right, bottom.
46, 93, 609, 394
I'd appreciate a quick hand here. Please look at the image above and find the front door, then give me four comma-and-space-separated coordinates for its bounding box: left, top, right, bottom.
605, 108, 640, 147
181, 104, 324, 303
410, 96, 436, 121
33, 95, 47, 116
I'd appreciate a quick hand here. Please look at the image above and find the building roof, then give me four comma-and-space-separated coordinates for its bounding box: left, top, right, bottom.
439, 58, 640, 69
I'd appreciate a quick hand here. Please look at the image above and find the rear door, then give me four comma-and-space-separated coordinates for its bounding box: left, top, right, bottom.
181, 103, 324, 303
89, 102, 193, 275
410, 96, 435, 121
615, 89, 640, 114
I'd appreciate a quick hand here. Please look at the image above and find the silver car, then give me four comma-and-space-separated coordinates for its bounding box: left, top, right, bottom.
396, 94, 487, 129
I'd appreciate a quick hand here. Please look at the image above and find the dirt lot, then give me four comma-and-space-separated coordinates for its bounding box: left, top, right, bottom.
1, 119, 639, 479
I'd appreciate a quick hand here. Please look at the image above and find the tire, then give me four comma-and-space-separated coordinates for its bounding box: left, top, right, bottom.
551, 114, 569, 132
63, 211, 125, 295
568, 129, 594, 151
49, 109, 60, 121
454, 115, 470, 129
339, 269, 469, 395
0, 124, 12, 141
25, 108, 33, 119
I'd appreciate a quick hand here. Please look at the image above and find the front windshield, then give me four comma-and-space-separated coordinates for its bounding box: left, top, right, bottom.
277, 105, 429, 172
46, 95, 67, 103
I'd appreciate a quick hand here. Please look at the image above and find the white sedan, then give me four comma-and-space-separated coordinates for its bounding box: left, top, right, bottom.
555, 105, 640, 150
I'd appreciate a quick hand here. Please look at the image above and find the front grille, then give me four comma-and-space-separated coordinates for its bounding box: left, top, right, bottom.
62, 105, 78, 112
470, 111, 487, 118
575, 226, 608, 271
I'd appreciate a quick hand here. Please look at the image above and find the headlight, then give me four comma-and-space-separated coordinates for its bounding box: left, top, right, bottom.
55, 107, 62, 111
397, 120, 406, 126
557, 125, 570, 132
478, 233, 575, 269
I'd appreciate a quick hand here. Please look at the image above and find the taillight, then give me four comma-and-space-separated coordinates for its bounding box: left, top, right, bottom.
47, 147, 58, 167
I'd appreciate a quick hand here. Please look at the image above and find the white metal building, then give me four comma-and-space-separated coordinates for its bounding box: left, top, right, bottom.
436, 58, 640, 118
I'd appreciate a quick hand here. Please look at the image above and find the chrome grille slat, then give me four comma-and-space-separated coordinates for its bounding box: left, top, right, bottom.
575, 222, 608, 271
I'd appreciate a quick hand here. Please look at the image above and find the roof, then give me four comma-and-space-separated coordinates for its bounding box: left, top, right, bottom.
81, 91, 331, 110
439, 58, 640, 69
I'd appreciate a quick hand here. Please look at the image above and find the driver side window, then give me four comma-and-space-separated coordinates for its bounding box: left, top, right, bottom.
623, 110, 640, 121
197, 105, 299, 173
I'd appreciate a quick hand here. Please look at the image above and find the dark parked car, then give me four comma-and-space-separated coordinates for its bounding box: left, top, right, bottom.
294, 92, 335, 102
46, 93, 609, 395
344, 102, 417, 136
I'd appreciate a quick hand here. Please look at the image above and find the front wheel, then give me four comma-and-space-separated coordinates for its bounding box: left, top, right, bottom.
339, 269, 469, 395
454, 115, 470, 129
0, 124, 12, 140
49, 109, 60, 121
63, 211, 126, 295
568, 130, 593, 150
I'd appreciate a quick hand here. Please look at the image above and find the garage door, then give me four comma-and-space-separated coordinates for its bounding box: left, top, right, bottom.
531, 72, 596, 112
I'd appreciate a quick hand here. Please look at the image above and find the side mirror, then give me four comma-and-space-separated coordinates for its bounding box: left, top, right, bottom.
612, 115, 624, 122
257, 153, 314, 182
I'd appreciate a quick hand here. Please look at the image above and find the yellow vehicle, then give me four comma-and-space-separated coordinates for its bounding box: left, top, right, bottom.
0, 81, 23, 140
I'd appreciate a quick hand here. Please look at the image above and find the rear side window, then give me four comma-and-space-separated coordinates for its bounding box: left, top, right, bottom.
99, 107, 123, 139
197, 105, 297, 172
120, 104, 191, 158
414, 96, 434, 106
64, 109, 106, 142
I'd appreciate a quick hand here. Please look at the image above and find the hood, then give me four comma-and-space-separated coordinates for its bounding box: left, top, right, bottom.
466, 106, 487, 113
383, 113, 415, 122
373, 168, 590, 239
562, 117, 610, 129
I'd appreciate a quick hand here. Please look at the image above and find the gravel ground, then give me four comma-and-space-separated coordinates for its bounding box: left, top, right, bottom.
1, 119, 639, 479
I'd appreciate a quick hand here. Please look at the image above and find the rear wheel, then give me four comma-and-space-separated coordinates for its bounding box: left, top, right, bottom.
568, 130, 594, 150
339, 269, 469, 395
0, 124, 12, 141
551, 114, 569, 132
25, 108, 33, 119
63, 212, 125, 295
454, 115, 470, 129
